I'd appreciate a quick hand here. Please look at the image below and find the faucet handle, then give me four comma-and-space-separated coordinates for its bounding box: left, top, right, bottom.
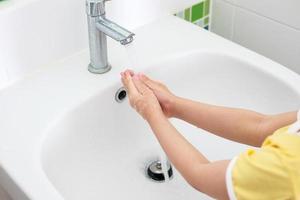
86, 0, 111, 17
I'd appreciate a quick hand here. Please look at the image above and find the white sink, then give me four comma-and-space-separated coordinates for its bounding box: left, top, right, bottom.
0, 16, 300, 200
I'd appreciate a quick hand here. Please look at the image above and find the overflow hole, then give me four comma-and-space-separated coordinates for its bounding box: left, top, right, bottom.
115, 87, 127, 103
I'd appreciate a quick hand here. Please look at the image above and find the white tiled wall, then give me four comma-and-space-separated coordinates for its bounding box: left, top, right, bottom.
210, 0, 235, 39
227, 0, 300, 29
211, 0, 300, 74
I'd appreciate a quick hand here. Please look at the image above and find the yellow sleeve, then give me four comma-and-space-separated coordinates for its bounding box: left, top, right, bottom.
231, 148, 293, 200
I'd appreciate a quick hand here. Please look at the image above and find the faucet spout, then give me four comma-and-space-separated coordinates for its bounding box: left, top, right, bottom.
86, 0, 135, 74
96, 17, 135, 45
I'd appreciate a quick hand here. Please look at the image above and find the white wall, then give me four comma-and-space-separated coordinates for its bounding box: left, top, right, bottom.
211, 0, 300, 74
0, 0, 89, 89
0, 0, 200, 89
107, 0, 201, 29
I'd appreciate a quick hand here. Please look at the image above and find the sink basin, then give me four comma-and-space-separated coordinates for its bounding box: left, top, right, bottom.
0, 16, 299, 200
42, 52, 300, 200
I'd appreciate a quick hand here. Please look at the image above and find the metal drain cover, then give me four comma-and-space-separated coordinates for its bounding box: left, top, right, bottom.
147, 160, 173, 182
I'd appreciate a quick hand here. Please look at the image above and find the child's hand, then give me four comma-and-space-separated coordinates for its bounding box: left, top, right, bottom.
121, 70, 164, 120
139, 73, 177, 118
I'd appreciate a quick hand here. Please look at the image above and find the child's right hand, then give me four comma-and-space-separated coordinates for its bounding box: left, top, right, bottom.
138, 73, 178, 118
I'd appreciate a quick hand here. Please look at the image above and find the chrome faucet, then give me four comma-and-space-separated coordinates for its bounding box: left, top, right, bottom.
86, 0, 135, 74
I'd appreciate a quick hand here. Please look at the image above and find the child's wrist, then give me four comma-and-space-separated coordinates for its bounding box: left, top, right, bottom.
146, 109, 166, 123
170, 96, 183, 118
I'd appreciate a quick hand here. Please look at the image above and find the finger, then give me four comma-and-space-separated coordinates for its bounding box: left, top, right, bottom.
132, 75, 150, 95
124, 69, 135, 76
122, 72, 139, 98
128, 69, 135, 76
120, 69, 134, 79
138, 73, 160, 89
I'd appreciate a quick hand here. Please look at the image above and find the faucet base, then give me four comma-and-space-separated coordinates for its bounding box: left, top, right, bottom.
88, 63, 112, 74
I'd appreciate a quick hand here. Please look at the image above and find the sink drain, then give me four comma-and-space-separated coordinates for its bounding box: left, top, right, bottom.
146, 160, 173, 182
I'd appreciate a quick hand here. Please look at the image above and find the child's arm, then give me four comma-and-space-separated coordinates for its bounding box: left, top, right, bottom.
139, 73, 297, 147
148, 109, 230, 200
172, 98, 297, 147
121, 71, 230, 200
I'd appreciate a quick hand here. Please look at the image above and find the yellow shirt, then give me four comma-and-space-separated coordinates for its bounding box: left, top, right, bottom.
226, 119, 300, 200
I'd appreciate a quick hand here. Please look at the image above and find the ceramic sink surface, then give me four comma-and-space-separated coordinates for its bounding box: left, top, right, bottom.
0, 16, 300, 200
